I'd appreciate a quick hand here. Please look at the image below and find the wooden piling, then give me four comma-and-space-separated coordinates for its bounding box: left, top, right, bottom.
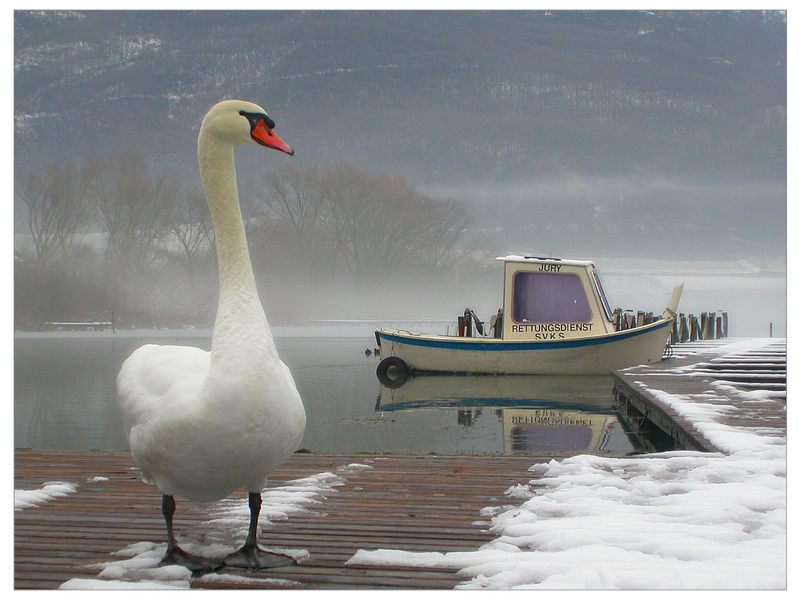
688, 315, 698, 341
679, 314, 688, 343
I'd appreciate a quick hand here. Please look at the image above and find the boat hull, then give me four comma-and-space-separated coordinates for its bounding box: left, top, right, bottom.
376, 318, 674, 375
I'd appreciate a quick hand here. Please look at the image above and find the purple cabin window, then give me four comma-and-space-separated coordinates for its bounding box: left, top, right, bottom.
512, 272, 592, 323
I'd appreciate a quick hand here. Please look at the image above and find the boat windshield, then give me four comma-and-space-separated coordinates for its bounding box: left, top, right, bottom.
512, 272, 592, 323
592, 270, 613, 321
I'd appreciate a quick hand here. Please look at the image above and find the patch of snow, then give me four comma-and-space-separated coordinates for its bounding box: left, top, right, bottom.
207, 471, 346, 537
197, 572, 300, 586
113, 541, 161, 557
706, 56, 735, 66
701, 338, 783, 356
505, 484, 535, 500
337, 463, 375, 473
15, 482, 76, 510
349, 447, 785, 588
14, 111, 60, 133
710, 381, 785, 402
117, 35, 161, 62
60, 578, 189, 590
76, 541, 194, 587
23, 10, 85, 23
15, 41, 92, 71
346, 341, 786, 588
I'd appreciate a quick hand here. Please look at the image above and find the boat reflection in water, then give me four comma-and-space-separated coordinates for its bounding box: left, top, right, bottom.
376, 374, 635, 456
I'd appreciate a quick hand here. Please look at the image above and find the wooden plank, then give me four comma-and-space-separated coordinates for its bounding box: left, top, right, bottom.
15, 451, 541, 590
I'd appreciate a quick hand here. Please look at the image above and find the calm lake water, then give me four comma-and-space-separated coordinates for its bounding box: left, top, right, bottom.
14, 329, 635, 456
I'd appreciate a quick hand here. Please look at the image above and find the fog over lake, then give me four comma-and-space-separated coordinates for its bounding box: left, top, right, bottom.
14, 11, 785, 337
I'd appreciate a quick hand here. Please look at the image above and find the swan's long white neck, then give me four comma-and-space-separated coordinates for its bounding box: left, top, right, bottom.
198, 129, 275, 373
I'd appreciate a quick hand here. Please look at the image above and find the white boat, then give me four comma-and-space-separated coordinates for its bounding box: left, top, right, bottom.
375, 255, 683, 379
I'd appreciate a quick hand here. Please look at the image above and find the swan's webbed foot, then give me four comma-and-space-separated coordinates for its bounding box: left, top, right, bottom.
222, 491, 297, 570
159, 544, 224, 575
223, 542, 296, 570
158, 494, 223, 575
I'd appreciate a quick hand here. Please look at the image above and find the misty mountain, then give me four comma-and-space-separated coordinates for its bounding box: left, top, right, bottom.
14, 10, 786, 259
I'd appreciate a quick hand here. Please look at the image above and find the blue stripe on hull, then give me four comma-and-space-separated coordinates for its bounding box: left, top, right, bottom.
378, 320, 671, 352
377, 397, 617, 412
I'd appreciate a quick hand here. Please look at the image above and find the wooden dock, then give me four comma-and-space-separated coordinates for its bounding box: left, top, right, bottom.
16, 338, 786, 590
612, 339, 786, 453
15, 451, 545, 590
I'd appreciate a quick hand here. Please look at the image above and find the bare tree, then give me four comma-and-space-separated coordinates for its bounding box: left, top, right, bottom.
16, 163, 88, 269
410, 195, 471, 270
250, 163, 473, 282
316, 164, 373, 279
84, 150, 174, 276
317, 164, 471, 281
246, 164, 330, 276
259, 164, 326, 238
236, 170, 263, 254
13, 156, 477, 328
165, 188, 214, 280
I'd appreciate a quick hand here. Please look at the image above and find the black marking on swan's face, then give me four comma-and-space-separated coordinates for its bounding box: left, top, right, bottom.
238, 109, 294, 156
239, 110, 276, 132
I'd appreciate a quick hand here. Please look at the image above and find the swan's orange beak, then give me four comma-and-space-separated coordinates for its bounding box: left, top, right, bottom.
251, 119, 294, 156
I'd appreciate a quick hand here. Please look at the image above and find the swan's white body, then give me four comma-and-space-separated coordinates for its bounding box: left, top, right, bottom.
117, 100, 306, 503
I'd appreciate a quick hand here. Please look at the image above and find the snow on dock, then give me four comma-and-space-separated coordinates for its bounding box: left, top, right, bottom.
14, 338, 786, 589
614, 338, 786, 453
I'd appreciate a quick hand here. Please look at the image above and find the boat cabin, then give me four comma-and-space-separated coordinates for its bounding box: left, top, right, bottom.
498, 255, 615, 342
375, 255, 679, 377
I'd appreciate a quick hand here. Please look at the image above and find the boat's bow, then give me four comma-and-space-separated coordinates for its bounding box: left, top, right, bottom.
662, 283, 684, 320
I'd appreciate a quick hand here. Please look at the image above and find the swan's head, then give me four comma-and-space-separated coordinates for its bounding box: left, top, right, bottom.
200, 99, 294, 156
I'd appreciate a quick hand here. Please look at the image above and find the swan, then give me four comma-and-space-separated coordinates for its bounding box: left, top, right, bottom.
116, 99, 306, 574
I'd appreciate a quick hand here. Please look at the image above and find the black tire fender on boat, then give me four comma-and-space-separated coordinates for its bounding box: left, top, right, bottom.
376, 356, 409, 388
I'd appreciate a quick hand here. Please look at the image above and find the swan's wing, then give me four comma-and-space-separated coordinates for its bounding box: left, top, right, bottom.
116, 344, 210, 431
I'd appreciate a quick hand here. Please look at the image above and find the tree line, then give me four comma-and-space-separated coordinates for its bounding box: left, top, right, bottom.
14, 151, 478, 329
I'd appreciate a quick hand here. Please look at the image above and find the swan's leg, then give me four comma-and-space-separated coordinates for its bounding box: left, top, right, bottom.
223, 492, 296, 569
158, 494, 223, 575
